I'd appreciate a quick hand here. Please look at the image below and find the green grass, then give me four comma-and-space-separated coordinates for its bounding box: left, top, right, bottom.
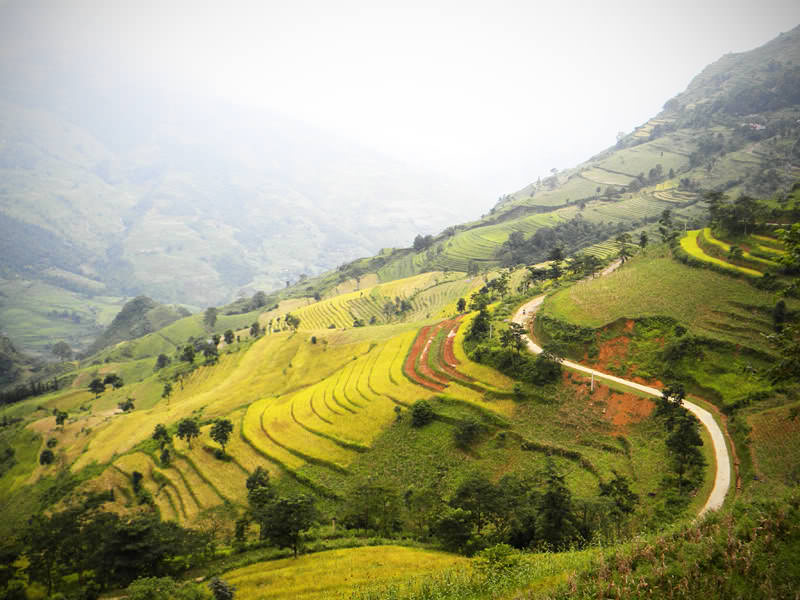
542, 246, 793, 352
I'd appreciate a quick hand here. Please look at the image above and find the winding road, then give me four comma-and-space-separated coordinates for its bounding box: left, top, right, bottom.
512, 295, 731, 516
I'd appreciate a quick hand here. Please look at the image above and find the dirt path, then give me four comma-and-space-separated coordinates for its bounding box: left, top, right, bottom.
512, 293, 731, 517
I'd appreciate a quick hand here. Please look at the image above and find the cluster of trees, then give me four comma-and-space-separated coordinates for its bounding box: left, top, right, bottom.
88, 373, 123, 398
497, 217, 629, 267
626, 163, 674, 193
704, 191, 762, 237
1, 495, 212, 597
464, 301, 561, 387
654, 384, 705, 492
238, 467, 316, 558
0, 378, 61, 408
335, 462, 637, 556
412, 234, 435, 252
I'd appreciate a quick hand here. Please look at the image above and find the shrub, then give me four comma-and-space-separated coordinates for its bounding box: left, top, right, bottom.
39, 449, 54, 465
411, 400, 435, 427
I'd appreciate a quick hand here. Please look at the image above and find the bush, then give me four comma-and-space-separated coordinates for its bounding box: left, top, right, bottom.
411, 400, 435, 427
454, 419, 485, 450
39, 449, 54, 465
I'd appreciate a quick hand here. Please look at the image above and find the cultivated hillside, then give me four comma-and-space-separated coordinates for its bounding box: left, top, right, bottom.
1, 24, 799, 600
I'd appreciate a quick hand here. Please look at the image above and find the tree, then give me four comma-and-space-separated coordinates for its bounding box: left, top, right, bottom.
548, 246, 564, 262
284, 314, 301, 331
161, 382, 173, 402
538, 460, 576, 549
432, 506, 475, 553
89, 378, 105, 398
666, 411, 705, 489
616, 232, 632, 263
204, 307, 218, 329
343, 485, 401, 535
152, 424, 171, 448
181, 345, 195, 363
177, 418, 200, 449
598, 471, 638, 537
208, 577, 236, 600
210, 419, 233, 455
263, 495, 316, 557
456, 298, 467, 313
155, 354, 170, 370
500, 322, 526, 354
639, 231, 648, 248
658, 209, 676, 244
51, 341, 72, 362
776, 222, 800, 274
454, 419, 485, 450
39, 449, 54, 465
104, 374, 124, 389
411, 400, 435, 427
249, 322, 261, 337
54, 410, 68, 428
252, 290, 268, 308
223, 329, 235, 344
118, 398, 135, 412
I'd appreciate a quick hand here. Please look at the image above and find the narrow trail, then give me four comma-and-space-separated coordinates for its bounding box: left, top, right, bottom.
512, 286, 731, 517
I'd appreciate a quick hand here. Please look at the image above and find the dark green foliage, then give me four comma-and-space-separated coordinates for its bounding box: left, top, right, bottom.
203, 307, 218, 329
181, 345, 195, 363
88, 378, 105, 397
432, 506, 474, 553
39, 449, 54, 465
538, 459, 578, 549
410, 400, 435, 428
497, 217, 628, 267
246, 467, 275, 540
456, 297, 466, 313
453, 418, 485, 450
117, 398, 135, 412
249, 322, 261, 337
176, 418, 199, 449
599, 471, 639, 537
223, 330, 235, 344
210, 419, 233, 455
207, 577, 235, 600
155, 353, 170, 370
152, 423, 170, 447
261, 495, 317, 557
342, 484, 401, 536
54, 410, 68, 427
466, 308, 490, 341
103, 373, 124, 388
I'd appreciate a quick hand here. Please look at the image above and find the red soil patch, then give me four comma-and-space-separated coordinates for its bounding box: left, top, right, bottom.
442, 319, 462, 367
417, 323, 451, 386
563, 372, 654, 433
404, 326, 446, 392
436, 319, 475, 383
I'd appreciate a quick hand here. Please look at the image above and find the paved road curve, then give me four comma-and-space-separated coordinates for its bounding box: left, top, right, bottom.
512, 295, 731, 516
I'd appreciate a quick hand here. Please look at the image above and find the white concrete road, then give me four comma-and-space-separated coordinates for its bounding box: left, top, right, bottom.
512, 295, 731, 516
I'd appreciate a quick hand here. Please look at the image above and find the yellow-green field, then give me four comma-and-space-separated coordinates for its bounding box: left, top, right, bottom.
223, 546, 469, 600
680, 229, 763, 277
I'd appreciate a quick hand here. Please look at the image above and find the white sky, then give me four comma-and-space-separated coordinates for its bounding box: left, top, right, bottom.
3, 0, 800, 197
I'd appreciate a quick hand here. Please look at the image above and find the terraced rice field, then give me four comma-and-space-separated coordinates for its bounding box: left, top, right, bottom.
579, 167, 633, 186
701, 228, 780, 268
681, 230, 763, 277
292, 272, 469, 330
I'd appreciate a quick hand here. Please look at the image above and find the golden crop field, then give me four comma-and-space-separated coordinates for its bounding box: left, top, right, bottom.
224, 545, 469, 600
